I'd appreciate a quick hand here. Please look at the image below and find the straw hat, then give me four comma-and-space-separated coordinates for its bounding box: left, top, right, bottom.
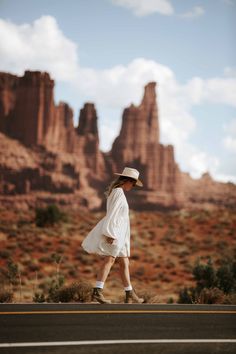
114, 167, 143, 187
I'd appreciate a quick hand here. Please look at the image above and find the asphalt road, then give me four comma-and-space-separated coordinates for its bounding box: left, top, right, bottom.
0, 303, 235, 354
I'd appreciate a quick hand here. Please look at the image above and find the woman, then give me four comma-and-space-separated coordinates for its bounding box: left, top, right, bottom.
81, 167, 144, 304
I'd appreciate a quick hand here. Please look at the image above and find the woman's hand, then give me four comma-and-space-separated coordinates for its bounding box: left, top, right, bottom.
105, 236, 114, 244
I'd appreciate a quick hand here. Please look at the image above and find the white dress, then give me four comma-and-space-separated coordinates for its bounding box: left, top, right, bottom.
81, 187, 130, 257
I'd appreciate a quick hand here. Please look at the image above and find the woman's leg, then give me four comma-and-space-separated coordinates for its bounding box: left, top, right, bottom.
92, 256, 115, 304
96, 256, 115, 283
118, 257, 144, 303
117, 257, 131, 288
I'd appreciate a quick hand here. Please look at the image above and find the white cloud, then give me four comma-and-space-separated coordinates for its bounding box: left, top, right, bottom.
0, 16, 79, 81
76, 58, 174, 108
186, 150, 219, 179
110, 0, 174, 16
184, 77, 236, 107
111, 0, 205, 20
0, 15, 235, 182
216, 174, 236, 183
224, 66, 236, 78
222, 119, 236, 153
180, 5, 205, 19
74, 58, 197, 157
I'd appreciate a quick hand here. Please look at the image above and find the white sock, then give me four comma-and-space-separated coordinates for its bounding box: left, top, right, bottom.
95, 281, 104, 289
124, 285, 132, 291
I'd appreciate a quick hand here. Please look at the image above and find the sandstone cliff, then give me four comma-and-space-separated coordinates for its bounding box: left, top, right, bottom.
110, 82, 183, 208
0, 71, 106, 210
0, 70, 235, 211
77, 103, 106, 180
181, 172, 236, 209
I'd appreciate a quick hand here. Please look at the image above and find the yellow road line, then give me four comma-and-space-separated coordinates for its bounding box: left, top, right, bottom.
1, 310, 236, 315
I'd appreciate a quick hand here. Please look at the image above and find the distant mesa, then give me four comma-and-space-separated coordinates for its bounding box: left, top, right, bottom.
0, 70, 235, 210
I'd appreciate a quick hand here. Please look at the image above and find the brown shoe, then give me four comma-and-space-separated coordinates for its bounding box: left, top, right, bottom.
91, 288, 111, 304
125, 289, 144, 304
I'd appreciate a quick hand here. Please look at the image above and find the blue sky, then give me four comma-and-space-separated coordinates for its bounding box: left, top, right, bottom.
0, 0, 236, 182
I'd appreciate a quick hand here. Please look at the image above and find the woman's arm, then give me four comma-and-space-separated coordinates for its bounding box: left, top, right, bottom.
102, 188, 123, 240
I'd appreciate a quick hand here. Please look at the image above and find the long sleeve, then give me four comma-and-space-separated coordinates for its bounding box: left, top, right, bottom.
101, 188, 124, 239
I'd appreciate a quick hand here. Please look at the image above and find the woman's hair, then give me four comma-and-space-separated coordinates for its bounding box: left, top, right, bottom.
105, 176, 136, 197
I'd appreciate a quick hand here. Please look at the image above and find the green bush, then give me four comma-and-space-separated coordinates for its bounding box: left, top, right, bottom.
178, 287, 197, 304
178, 257, 236, 304
33, 292, 46, 303
217, 260, 236, 294
6, 259, 19, 286
35, 205, 66, 227
193, 258, 217, 291
47, 275, 65, 302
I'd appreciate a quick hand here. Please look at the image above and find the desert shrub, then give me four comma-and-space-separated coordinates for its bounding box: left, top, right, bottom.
48, 285, 76, 303
149, 295, 160, 303
2, 259, 20, 296
36, 281, 92, 303
197, 287, 225, 304
216, 260, 236, 294
178, 257, 236, 304
0, 259, 21, 302
6, 259, 18, 285
35, 205, 66, 227
178, 287, 197, 304
139, 289, 157, 303
193, 258, 217, 291
47, 275, 65, 302
72, 281, 92, 302
33, 292, 46, 303
0, 290, 13, 303
223, 293, 236, 305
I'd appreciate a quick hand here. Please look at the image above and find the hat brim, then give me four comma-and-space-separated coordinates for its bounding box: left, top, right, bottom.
114, 173, 143, 187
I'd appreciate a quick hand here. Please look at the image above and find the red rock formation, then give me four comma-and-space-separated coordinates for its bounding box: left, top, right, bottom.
111, 82, 159, 173
110, 82, 183, 207
77, 103, 106, 178
0, 71, 78, 153
0, 71, 104, 208
4, 71, 55, 146
0, 72, 18, 132
45, 102, 76, 152
181, 172, 236, 209
0, 71, 235, 211
0, 71, 107, 209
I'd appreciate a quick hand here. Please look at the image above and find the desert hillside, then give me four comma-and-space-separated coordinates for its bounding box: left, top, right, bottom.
0, 205, 235, 303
